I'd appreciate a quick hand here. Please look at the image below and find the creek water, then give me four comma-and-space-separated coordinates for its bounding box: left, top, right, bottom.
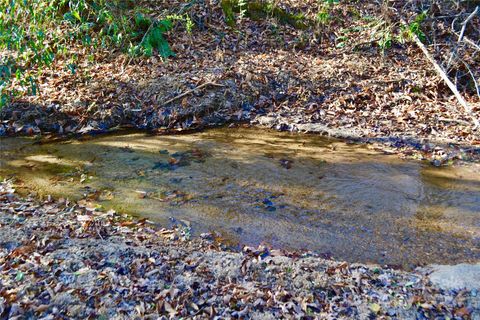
1, 128, 479, 268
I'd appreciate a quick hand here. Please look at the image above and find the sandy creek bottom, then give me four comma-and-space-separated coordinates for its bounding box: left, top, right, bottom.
1, 128, 479, 269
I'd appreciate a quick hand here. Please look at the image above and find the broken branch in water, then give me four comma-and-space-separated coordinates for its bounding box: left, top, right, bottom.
162, 82, 225, 107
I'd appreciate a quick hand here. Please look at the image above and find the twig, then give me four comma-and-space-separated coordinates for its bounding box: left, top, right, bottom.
398, 16, 479, 128
119, 56, 134, 77
96, 224, 104, 240
457, 6, 478, 44
162, 82, 225, 107
447, 6, 479, 69
438, 117, 470, 126
453, 32, 480, 51
463, 61, 480, 98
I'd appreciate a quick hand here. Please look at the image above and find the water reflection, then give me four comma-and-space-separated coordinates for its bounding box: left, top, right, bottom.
1, 128, 479, 268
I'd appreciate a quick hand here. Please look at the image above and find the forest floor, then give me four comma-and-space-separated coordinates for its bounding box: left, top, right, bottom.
1, 0, 480, 163
1, 1, 480, 318
1, 181, 479, 319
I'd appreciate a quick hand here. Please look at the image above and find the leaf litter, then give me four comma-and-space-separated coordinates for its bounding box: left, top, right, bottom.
1, 1, 479, 163
1, 180, 479, 319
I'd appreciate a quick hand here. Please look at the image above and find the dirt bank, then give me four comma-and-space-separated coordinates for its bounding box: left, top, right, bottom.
1, 1, 480, 163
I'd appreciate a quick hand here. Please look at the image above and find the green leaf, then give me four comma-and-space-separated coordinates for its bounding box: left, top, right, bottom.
15, 271, 24, 281
157, 19, 173, 33
135, 13, 151, 30
72, 10, 82, 22
143, 41, 153, 57
147, 26, 174, 58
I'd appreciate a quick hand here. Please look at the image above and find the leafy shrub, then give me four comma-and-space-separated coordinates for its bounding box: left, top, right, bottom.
399, 11, 427, 43
0, 0, 190, 108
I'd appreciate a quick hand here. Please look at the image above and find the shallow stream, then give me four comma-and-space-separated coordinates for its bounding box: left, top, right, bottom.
1, 128, 479, 268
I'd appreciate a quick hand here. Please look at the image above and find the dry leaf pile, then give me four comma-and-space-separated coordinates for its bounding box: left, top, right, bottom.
0, 0, 479, 161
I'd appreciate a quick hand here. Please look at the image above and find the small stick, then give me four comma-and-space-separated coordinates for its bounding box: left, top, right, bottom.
457, 6, 478, 44
447, 6, 479, 68
438, 117, 470, 126
460, 35, 480, 51
162, 82, 225, 107
463, 61, 480, 98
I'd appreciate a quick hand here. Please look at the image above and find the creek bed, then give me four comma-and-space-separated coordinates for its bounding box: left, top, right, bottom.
1, 128, 479, 269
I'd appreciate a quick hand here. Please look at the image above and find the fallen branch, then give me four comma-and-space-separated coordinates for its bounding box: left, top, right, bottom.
399, 16, 479, 128
438, 117, 470, 126
162, 82, 225, 107
460, 35, 480, 51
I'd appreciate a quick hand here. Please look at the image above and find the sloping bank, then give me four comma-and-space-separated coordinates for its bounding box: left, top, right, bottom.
2, 0, 480, 163
0, 181, 479, 319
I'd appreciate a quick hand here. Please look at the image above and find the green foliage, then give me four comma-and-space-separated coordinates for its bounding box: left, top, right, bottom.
316, 0, 340, 25
399, 11, 427, 43
221, 0, 237, 26
366, 10, 427, 53
238, 0, 248, 20
0, 0, 190, 108
377, 27, 393, 52
220, 0, 308, 29
316, 10, 331, 24
129, 17, 174, 57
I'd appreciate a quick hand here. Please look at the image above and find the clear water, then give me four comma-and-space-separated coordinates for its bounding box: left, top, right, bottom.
1, 128, 479, 268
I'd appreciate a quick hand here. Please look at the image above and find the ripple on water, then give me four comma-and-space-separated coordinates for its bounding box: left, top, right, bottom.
1, 128, 479, 268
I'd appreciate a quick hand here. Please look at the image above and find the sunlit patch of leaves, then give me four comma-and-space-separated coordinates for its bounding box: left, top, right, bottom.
220, 0, 309, 29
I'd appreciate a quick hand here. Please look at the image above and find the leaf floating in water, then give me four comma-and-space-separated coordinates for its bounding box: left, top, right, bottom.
152, 161, 173, 171
151, 190, 192, 205
168, 157, 180, 165
261, 198, 276, 211
120, 146, 134, 153
153, 149, 210, 171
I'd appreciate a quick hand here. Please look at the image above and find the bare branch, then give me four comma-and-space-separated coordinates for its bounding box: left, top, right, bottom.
453, 32, 480, 51
463, 61, 480, 99
447, 6, 479, 69
457, 6, 479, 44
398, 16, 480, 128
162, 82, 225, 107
